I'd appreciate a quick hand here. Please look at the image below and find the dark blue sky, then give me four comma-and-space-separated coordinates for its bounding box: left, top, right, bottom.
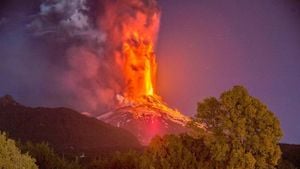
156, 0, 300, 143
0, 0, 300, 144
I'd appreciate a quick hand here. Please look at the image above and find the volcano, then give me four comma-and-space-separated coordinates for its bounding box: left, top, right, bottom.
91, 0, 193, 144
98, 95, 190, 145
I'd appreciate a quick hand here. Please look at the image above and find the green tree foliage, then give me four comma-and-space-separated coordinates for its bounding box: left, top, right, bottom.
83, 86, 285, 169
20, 142, 81, 169
86, 86, 284, 169
194, 85, 283, 169
0, 132, 38, 169
144, 135, 198, 169
87, 135, 201, 169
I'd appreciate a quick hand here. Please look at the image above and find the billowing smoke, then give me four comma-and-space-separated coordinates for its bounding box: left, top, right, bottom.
0, 0, 160, 114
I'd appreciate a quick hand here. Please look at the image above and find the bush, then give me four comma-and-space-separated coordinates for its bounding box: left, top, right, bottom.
0, 132, 37, 169
20, 142, 81, 169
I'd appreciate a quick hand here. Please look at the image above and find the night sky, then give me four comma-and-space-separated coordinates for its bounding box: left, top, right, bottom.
1, 0, 300, 143
157, 0, 300, 144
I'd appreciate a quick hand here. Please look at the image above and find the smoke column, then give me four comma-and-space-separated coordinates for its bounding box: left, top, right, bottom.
22, 0, 160, 114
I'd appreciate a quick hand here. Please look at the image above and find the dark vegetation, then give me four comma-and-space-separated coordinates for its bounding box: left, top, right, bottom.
0, 86, 299, 168
19, 141, 81, 169
279, 144, 300, 168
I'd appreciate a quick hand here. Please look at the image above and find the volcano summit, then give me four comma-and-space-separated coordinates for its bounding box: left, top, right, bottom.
93, 0, 192, 144
98, 95, 190, 144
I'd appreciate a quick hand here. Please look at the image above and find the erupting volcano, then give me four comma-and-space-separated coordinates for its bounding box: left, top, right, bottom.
97, 0, 190, 144
32, 0, 194, 144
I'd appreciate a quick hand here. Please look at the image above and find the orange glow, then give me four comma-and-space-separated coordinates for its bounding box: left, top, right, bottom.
121, 13, 159, 100
117, 12, 191, 124
100, 6, 192, 126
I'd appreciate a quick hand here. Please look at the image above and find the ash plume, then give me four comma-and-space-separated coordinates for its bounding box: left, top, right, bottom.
0, 0, 160, 114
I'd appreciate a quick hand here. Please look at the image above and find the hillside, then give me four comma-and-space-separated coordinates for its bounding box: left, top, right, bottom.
0, 95, 141, 156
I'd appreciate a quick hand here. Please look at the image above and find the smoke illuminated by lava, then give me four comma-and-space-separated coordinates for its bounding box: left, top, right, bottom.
97, 0, 189, 124
99, 0, 160, 103
111, 5, 160, 101
122, 29, 158, 99
29, 0, 185, 117
2, 0, 192, 144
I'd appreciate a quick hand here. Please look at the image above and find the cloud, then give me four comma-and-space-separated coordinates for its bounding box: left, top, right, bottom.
29, 0, 103, 43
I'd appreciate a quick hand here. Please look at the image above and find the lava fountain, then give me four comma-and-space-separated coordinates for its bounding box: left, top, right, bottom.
122, 17, 158, 100
98, 0, 191, 144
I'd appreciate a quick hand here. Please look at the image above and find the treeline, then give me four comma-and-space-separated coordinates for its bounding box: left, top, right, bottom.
87, 86, 286, 169
0, 133, 297, 169
87, 135, 298, 169
0, 86, 298, 169
0, 132, 81, 169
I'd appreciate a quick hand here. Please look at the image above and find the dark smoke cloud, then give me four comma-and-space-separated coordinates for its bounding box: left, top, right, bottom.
0, 0, 160, 115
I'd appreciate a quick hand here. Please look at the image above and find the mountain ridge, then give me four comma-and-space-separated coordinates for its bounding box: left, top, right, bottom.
0, 95, 141, 156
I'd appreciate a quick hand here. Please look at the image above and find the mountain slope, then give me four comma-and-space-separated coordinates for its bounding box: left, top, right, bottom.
0, 95, 141, 155
98, 95, 192, 145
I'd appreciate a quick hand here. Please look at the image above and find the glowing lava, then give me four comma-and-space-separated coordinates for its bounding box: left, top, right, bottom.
97, 0, 196, 145
109, 2, 190, 125
121, 13, 159, 101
